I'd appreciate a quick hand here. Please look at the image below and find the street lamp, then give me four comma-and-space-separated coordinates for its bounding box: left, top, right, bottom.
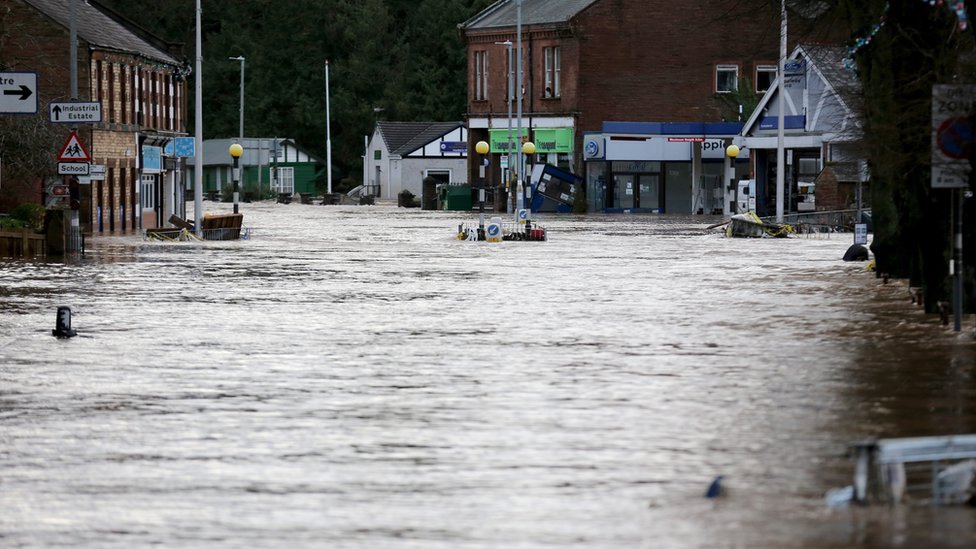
229, 143, 243, 214
475, 140, 490, 240
521, 141, 535, 226
229, 56, 244, 141
494, 40, 514, 213
726, 144, 740, 214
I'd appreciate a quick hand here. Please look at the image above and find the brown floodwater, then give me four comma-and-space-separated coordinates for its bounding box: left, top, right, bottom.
1, 202, 974, 547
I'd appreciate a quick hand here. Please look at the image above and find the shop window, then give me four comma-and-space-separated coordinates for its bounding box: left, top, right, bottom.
716, 65, 738, 93
756, 65, 777, 92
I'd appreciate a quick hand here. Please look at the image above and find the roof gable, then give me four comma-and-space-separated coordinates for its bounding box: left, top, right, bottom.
461, 0, 600, 30
23, 0, 180, 65
377, 121, 464, 156
742, 44, 861, 138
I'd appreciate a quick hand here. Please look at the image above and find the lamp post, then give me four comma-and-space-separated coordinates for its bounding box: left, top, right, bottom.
475, 140, 489, 240
228, 56, 244, 141
229, 143, 243, 214
521, 141, 535, 227
193, 0, 204, 236
325, 60, 333, 195
726, 144, 740, 214
494, 40, 514, 213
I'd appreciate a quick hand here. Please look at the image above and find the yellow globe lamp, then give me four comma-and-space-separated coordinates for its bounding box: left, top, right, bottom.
475, 140, 490, 155
522, 141, 536, 155
725, 144, 739, 159
229, 143, 244, 158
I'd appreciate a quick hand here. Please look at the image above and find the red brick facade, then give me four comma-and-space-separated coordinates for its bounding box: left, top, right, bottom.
0, 0, 186, 234
465, 0, 825, 175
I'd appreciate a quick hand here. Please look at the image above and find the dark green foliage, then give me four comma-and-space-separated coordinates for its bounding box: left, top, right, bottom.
832, 0, 976, 311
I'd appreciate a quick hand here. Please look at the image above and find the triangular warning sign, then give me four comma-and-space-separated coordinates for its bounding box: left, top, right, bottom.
58, 131, 91, 162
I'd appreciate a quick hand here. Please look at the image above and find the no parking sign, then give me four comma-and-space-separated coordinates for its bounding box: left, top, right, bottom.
931, 85, 976, 189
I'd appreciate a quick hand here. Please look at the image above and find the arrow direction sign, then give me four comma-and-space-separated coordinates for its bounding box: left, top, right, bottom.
0, 71, 38, 114
49, 101, 102, 123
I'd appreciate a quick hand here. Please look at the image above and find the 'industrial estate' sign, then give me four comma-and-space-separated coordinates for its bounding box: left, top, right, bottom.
49, 101, 102, 123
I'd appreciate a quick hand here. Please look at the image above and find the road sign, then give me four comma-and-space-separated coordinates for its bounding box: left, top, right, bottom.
142, 145, 162, 173
58, 131, 91, 162
0, 71, 37, 114
89, 164, 105, 180
58, 162, 89, 175
174, 137, 195, 157
49, 101, 102, 123
931, 84, 976, 189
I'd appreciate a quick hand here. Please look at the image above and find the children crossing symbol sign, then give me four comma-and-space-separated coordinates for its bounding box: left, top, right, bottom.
57, 131, 91, 162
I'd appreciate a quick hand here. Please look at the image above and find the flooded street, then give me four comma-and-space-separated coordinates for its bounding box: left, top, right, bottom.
2, 202, 975, 548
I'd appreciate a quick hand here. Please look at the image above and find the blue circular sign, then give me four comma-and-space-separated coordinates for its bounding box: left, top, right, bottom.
585, 139, 599, 158
487, 224, 501, 237
937, 117, 974, 160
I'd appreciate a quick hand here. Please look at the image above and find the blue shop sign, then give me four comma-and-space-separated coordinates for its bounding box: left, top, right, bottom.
142, 145, 162, 173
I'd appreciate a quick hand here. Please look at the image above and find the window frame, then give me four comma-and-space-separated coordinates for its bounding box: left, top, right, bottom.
755, 64, 778, 93
544, 46, 561, 98
474, 50, 488, 101
716, 64, 739, 94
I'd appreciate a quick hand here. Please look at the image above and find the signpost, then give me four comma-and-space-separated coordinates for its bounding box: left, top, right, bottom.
49, 101, 101, 123
931, 84, 976, 189
0, 71, 37, 114
931, 84, 976, 332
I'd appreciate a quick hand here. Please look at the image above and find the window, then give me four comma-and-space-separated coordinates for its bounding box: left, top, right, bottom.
756, 64, 777, 92
716, 64, 738, 93
544, 46, 561, 98
474, 50, 488, 101
274, 167, 294, 194
141, 175, 155, 210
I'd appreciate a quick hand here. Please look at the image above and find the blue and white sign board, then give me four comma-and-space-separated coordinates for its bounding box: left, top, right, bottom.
142, 145, 162, 174
517, 209, 528, 225
49, 101, 101, 123
0, 71, 37, 114
931, 84, 976, 189
440, 141, 466, 153
854, 223, 868, 245
175, 137, 195, 157
486, 219, 502, 242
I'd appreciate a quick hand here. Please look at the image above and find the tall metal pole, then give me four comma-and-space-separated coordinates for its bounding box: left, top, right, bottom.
193, 0, 203, 236
70, 0, 77, 98
775, 0, 786, 223
325, 60, 333, 195
68, 0, 80, 252
516, 0, 524, 215
954, 189, 963, 331
228, 56, 244, 142
506, 41, 513, 214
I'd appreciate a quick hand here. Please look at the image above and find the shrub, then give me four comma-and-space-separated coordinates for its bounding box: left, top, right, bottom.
11, 203, 46, 231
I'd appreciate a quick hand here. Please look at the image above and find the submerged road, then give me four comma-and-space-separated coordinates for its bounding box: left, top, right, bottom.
2, 202, 975, 547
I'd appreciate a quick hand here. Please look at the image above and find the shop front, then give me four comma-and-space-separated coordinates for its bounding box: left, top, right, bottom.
583, 122, 747, 214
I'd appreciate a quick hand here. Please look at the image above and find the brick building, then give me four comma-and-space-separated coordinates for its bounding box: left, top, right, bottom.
0, 0, 187, 234
461, 0, 826, 214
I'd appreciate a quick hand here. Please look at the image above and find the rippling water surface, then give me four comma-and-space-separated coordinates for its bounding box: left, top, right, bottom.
2, 202, 976, 548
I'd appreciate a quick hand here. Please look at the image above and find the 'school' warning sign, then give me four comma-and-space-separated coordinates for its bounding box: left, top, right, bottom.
57, 131, 91, 162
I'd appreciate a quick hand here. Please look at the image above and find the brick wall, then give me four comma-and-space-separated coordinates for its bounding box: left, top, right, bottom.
1, 0, 186, 234
464, 0, 833, 172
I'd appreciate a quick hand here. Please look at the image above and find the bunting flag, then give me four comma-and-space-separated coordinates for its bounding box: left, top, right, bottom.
843, 1, 970, 71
